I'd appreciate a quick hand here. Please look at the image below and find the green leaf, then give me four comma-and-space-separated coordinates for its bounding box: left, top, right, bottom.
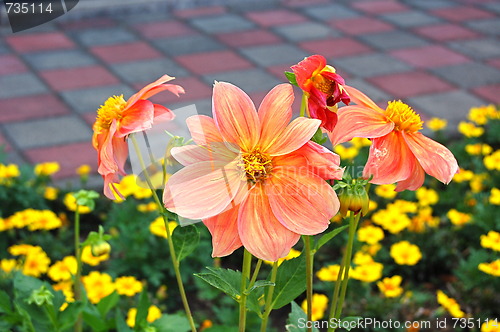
82, 305, 108, 332
285, 301, 319, 332
315, 225, 349, 251
172, 224, 200, 262
285, 71, 298, 86
194, 267, 241, 301
115, 309, 133, 332
151, 313, 191, 332
247, 287, 265, 317
58, 301, 85, 331
311, 127, 327, 145
271, 255, 307, 309
0, 290, 12, 314
97, 291, 119, 318
135, 290, 150, 331
245, 280, 275, 295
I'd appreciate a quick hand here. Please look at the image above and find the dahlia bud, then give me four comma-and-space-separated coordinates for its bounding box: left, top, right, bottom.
91, 240, 111, 257
338, 183, 369, 217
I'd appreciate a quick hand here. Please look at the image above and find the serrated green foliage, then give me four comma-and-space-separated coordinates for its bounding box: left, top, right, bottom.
172, 224, 200, 262
97, 291, 119, 318
135, 290, 150, 331
151, 313, 191, 332
194, 267, 242, 301
311, 127, 328, 145
271, 255, 307, 309
315, 225, 349, 252
285, 71, 298, 87
285, 301, 319, 332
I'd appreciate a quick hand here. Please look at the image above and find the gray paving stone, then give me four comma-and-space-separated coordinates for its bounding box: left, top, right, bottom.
152, 34, 224, 56
110, 59, 189, 84
4, 115, 92, 149
303, 3, 360, 21
380, 11, 442, 28
22, 50, 97, 70
60, 84, 136, 114
346, 78, 392, 105
407, 90, 487, 127
0, 73, 48, 99
432, 63, 500, 89
449, 39, 500, 60
335, 54, 412, 78
273, 22, 340, 42
0, 40, 9, 55
71, 27, 137, 46
358, 30, 428, 51
466, 19, 500, 37
403, 0, 456, 10
482, 2, 500, 14
202, 68, 281, 93
240, 44, 308, 67
189, 14, 255, 34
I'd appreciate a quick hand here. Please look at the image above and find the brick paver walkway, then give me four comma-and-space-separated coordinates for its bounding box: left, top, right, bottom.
1, 0, 499, 182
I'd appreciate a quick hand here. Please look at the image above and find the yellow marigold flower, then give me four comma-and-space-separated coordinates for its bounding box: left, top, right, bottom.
76, 164, 91, 176
64, 193, 91, 214
409, 207, 439, 233
126, 305, 162, 328
114, 175, 139, 198
375, 184, 397, 199
53, 281, 74, 303
264, 248, 301, 266
115, 276, 143, 297
301, 293, 328, 321
27, 210, 63, 231
350, 262, 383, 282
149, 217, 178, 239
137, 202, 157, 213
377, 275, 403, 298
357, 225, 384, 244
334, 145, 358, 160
390, 241, 422, 266
447, 209, 471, 226
481, 231, 500, 252
416, 187, 438, 206
465, 143, 493, 156
426, 117, 447, 131
48, 256, 77, 282
353, 252, 374, 265
133, 186, 152, 200
22, 250, 51, 277
481, 319, 500, 332
484, 150, 500, 171
368, 200, 378, 212
458, 121, 484, 137
82, 271, 115, 304
436, 290, 465, 318
470, 173, 487, 193
468, 105, 497, 125
316, 264, 345, 282
1, 259, 18, 273
372, 208, 411, 234
44, 186, 59, 200
0, 217, 13, 231
8, 244, 43, 256
479, 260, 500, 277
0, 163, 20, 178
34, 162, 60, 176
361, 243, 382, 256
388, 200, 418, 214
81, 245, 109, 266
490, 188, 500, 205
350, 137, 371, 148
453, 168, 474, 183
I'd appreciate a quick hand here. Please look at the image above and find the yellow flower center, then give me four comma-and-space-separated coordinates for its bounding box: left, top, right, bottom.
240, 150, 272, 183
385, 101, 423, 133
311, 65, 336, 95
95, 95, 127, 130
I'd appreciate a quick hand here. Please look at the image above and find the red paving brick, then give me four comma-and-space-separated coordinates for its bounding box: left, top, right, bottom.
40, 66, 119, 91
6, 32, 75, 53
175, 50, 253, 75
299, 37, 372, 59
390, 45, 470, 69
174, 6, 226, 18
246, 9, 307, 27
217, 30, 282, 47
473, 84, 500, 104
367, 71, 454, 98
0, 54, 28, 75
0, 94, 70, 123
431, 6, 494, 22
90, 41, 162, 63
133, 21, 195, 39
331, 17, 394, 35
351, 0, 409, 14
414, 23, 479, 42
0, 131, 12, 152
24, 142, 97, 179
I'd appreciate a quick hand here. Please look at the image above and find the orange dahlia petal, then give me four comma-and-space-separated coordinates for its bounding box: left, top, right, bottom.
203, 205, 242, 257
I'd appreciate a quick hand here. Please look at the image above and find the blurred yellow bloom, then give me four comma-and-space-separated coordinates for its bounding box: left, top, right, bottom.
426, 117, 447, 131
436, 290, 465, 318
484, 150, 500, 171
81, 245, 109, 266
34, 162, 60, 176
76, 164, 91, 176
64, 193, 91, 214
390, 241, 422, 266
388, 200, 418, 214
481, 231, 500, 251
334, 145, 359, 160
361, 243, 382, 256
126, 305, 162, 328
48, 256, 77, 282
82, 271, 115, 304
264, 248, 301, 266
490, 188, 500, 205
350, 137, 371, 148
479, 260, 500, 277
0, 163, 20, 179
357, 225, 384, 244
377, 275, 403, 298
409, 207, 439, 233
1, 259, 18, 274
27, 210, 63, 231
372, 208, 411, 234
416, 187, 438, 206
301, 293, 328, 321
138, 202, 157, 212
115, 276, 143, 297
350, 262, 383, 282
481, 319, 500, 332
53, 280, 74, 303
470, 173, 487, 193
353, 252, 374, 265
22, 250, 51, 277
453, 168, 474, 183
468, 105, 498, 125
200, 319, 213, 331
375, 184, 397, 199
9, 244, 43, 256
465, 143, 493, 156
44, 186, 59, 200
368, 200, 378, 212
447, 209, 471, 226
458, 121, 484, 137
149, 217, 178, 239
316, 264, 344, 282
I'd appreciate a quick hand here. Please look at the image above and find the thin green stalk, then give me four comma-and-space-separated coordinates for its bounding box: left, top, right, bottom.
304, 235, 313, 331
249, 259, 263, 289
260, 261, 278, 332
239, 249, 252, 332
131, 135, 197, 332
328, 248, 347, 323
300, 93, 308, 117
74, 207, 82, 332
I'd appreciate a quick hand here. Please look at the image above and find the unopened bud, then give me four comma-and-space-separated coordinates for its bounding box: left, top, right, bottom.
339, 184, 369, 217
91, 240, 111, 257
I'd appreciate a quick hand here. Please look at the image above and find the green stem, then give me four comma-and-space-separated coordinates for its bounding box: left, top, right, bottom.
131, 134, 197, 332
239, 249, 252, 332
74, 207, 82, 332
248, 259, 263, 290
300, 93, 307, 117
304, 236, 314, 331
328, 248, 346, 324
260, 261, 278, 332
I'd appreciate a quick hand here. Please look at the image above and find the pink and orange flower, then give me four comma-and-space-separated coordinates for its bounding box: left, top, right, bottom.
92, 75, 184, 199
163, 82, 342, 261
291, 55, 350, 131
328, 86, 459, 191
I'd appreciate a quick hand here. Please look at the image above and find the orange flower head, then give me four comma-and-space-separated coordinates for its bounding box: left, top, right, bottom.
292, 55, 350, 131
